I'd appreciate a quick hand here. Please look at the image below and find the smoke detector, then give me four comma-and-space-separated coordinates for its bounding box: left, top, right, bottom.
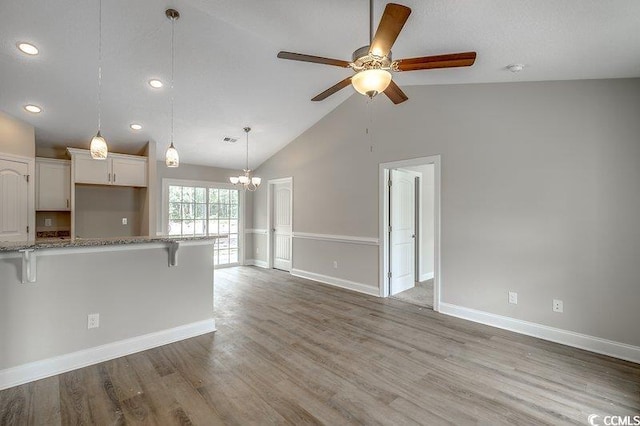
223, 136, 238, 143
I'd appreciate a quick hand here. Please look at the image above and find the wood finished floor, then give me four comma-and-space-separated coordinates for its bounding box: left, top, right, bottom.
1, 267, 639, 425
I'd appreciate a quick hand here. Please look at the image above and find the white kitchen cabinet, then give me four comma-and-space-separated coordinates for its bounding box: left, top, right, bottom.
111, 157, 147, 187
36, 158, 71, 210
68, 148, 148, 187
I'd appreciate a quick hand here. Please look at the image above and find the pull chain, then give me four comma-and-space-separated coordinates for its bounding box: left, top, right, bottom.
366, 97, 374, 153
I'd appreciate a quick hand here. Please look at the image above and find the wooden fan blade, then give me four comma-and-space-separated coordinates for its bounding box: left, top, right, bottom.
397, 52, 477, 71
311, 77, 353, 101
277, 51, 350, 68
369, 3, 411, 57
384, 80, 408, 104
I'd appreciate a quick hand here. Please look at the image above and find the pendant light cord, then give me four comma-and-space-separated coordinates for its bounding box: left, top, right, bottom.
245, 128, 250, 170
170, 15, 175, 146
97, 0, 102, 132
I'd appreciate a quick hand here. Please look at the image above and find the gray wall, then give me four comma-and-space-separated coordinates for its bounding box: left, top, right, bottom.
0, 244, 214, 369
0, 111, 34, 158
252, 78, 640, 347
75, 185, 143, 238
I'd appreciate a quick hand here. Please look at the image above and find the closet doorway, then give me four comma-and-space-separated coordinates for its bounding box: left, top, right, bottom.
379, 156, 440, 310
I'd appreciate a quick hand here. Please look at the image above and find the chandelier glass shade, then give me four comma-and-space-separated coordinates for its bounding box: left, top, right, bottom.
351, 68, 392, 98
230, 127, 261, 191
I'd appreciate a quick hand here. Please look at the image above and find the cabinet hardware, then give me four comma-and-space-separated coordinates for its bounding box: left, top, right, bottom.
108, 173, 111, 182
114, 174, 116, 183
66, 199, 70, 208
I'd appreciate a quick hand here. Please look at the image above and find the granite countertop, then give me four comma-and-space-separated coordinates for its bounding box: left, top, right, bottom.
0, 235, 224, 252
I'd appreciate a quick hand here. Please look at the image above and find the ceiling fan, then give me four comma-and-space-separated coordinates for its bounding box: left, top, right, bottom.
277, 1, 477, 104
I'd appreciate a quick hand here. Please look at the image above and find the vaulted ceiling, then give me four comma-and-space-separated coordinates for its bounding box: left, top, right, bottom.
1, 0, 639, 168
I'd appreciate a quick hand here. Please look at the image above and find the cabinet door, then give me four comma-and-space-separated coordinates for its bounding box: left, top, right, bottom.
111, 157, 147, 187
0, 158, 29, 241
37, 161, 71, 210
74, 154, 110, 185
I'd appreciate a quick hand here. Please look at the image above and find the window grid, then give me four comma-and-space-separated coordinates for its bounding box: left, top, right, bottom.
168, 185, 239, 266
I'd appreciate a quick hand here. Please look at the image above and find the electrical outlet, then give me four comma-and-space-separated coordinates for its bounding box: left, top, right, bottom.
122, 218, 128, 225
88, 313, 100, 329
44, 218, 52, 227
508, 291, 518, 305
333, 260, 338, 269
553, 299, 563, 313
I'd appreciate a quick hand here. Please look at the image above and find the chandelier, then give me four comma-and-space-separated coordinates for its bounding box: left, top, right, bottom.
230, 127, 261, 191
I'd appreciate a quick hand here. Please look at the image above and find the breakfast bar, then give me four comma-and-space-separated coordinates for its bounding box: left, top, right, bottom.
0, 236, 220, 389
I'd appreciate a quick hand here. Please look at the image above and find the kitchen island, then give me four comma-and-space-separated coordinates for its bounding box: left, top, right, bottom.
0, 235, 221, 390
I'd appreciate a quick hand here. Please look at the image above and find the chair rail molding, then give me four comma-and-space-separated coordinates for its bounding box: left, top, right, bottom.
292, 232, 379, 246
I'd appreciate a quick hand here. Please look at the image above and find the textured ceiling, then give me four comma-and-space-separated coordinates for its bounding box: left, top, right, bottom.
1, 0, 639, 168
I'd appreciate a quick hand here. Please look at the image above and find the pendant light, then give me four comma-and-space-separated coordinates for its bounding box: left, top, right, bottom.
165, 9, 180, 167
229, 127, 261, 191
90, 0, 108, 159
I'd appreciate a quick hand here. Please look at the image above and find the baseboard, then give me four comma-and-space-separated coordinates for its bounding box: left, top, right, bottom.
439, 303, 640, 364
245, 259, 269, 268
0, 319, 216, 391
291, 269, 379, 297
420, 272, 434, 282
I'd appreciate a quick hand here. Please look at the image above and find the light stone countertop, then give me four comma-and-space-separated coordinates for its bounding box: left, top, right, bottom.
0, 235, 224, 252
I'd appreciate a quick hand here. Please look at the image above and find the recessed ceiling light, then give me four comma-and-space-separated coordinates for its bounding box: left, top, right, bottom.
130, 123, 143, 131
506, 64, 525, 73
24, 104, 42, 113
148, 79, 163, 88
17, 42, 39, 55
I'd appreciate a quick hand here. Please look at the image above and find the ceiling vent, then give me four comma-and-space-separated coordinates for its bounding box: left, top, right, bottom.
223, 136, 238, 143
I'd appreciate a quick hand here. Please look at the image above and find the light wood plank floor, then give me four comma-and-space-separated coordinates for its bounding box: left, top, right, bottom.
1, 266, 639, 425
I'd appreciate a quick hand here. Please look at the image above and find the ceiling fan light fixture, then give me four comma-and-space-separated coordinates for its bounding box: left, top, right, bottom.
352, 68, 392, 98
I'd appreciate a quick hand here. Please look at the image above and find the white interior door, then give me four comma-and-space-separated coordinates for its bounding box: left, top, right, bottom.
390, 169, 417, 295
272, 181, 292, 271
0, 158, 29, 241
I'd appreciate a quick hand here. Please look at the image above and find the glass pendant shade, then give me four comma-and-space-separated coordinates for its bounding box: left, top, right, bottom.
229, 176, 240, 184
165, 143, 179, 167
351, 69, 392, 97
239, 175, 250, 184
251, 177, 262, 186
90, 131, 108, 159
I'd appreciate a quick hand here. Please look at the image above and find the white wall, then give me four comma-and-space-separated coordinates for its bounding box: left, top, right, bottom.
403, 164, 435, 281
251, 78, 640, 348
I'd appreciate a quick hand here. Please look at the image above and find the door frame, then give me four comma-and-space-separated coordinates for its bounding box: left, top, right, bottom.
0, 153, 36, 243
266, 177, 293, 270
379, 155, 441, 311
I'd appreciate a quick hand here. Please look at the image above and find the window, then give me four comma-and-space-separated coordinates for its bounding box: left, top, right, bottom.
165, 180, 241, 266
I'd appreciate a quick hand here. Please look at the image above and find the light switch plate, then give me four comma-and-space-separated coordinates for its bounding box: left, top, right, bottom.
122, 218, 128, 225
508, 291, 518, 304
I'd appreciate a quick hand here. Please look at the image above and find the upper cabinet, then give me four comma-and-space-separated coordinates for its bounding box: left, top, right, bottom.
68, 148, 148, 187
36, 158, 71, 211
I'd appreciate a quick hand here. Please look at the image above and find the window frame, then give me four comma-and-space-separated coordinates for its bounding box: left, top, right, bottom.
162, 178, 245, 268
